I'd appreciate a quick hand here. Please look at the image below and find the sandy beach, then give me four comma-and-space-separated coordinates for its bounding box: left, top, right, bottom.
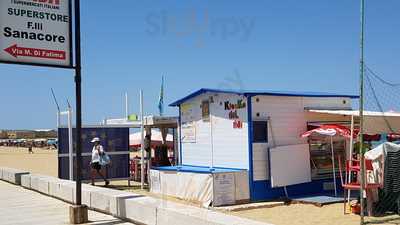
230, 203, 400, 225
0, 146, 58, 177
1, 146, 399, 225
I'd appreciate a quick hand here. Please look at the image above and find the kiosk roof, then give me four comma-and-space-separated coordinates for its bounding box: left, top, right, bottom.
169, 88, 359, 106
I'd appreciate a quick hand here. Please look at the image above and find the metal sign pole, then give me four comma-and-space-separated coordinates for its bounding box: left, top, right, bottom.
74, 0, 83, 206
359, 0, 366, 223
69, 0, 88, 223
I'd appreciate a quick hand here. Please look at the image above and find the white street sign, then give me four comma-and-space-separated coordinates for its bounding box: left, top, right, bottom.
0, 0, 72, 67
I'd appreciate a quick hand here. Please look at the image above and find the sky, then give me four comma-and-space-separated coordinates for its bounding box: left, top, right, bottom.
1, 0, 400, 130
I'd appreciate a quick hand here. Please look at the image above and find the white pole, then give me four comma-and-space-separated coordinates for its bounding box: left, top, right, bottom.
140, 90, 145, 189
331, 136, 337, 196
57, 111, 61, 128
210, 113, 214, 170
348, 115, 355, 203
125, 92, 129, 120
67, 107, 74, 181
173, 128, 178, 166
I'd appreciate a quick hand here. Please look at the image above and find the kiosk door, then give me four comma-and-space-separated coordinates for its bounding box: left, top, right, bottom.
252, 120, 269, 181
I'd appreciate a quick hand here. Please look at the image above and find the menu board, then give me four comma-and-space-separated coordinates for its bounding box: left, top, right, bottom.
181, 122, 196, 143
213, 173, 235, 206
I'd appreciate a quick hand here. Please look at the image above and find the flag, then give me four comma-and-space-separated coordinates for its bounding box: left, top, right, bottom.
158, 76, 164, 116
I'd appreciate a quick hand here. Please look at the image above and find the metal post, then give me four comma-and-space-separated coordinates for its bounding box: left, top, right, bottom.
68, 107, 74, 181
125, 92, 129, 120
146, 127, 152, 189
330, 136, 337, 196
74, 0, 83, 206
57, 112, 61, 128
173, 128, 178, 165
210, 113, 214, 170
359, 0, 366, 223
348, 115, 355, 204
140, 90, 145, 189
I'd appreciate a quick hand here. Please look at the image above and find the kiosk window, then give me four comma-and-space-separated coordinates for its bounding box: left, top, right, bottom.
253, 121, 268, 143
201, 100, 210, 122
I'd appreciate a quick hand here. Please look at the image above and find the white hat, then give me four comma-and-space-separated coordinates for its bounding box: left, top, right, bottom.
91, 137, 100, 143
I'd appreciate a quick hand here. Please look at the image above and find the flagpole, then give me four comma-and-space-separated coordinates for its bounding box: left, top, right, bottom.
359, 0, 366, 223
158, 76, 164, 116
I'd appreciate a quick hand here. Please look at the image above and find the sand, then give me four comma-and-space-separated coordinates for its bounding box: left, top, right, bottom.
0, 146, 58, 177
231, 203, 400, 225
1, 146, 399, 225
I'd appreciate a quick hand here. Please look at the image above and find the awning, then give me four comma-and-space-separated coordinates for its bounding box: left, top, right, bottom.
307, 109, 400, 134
130, 130, 173, 148
308, 109, 400, 117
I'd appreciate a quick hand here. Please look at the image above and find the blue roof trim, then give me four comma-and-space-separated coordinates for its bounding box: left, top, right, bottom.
169, 88, 359, 106
153, 165, 246, 174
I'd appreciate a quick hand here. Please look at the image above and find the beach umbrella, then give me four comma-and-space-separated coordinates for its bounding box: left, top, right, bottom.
301, 124, 352, 196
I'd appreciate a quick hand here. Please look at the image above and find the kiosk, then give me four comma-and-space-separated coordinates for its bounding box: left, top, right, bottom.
152, 88, 359, 205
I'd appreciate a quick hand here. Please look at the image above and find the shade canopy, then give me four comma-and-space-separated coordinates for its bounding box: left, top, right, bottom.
130, 130, 173, 148
308, 109, 400, 134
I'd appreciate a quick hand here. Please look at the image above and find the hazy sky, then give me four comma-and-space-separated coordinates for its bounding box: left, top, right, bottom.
1, 0, 400, 129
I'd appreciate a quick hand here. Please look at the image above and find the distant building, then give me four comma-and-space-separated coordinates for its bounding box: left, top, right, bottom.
3, 129, 56, 139
7, 130, 36, 139
34, 129, 57, 139
0, 130, 8, 139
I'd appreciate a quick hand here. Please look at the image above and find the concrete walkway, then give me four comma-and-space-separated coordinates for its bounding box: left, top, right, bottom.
0, 181, 135, 225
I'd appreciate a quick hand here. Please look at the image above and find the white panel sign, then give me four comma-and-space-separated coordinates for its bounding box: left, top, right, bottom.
149, 170, 161, 194
181, 122, 196, 143
213, 173, 235, 206
270, 144, 311, 188
0, 0, 71, 67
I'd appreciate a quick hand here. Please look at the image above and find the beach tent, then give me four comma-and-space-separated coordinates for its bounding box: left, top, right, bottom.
301, 124, 353, 196
130, 130, 173, 148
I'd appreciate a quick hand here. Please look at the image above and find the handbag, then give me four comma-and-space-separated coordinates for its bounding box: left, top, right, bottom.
99, 152, 111, 166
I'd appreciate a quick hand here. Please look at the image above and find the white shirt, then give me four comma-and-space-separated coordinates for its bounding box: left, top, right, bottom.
91, 145, 104, 163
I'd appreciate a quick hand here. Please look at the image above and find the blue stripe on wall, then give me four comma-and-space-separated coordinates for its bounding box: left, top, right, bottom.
252, 179, 344, 201
246, 96, 255, 200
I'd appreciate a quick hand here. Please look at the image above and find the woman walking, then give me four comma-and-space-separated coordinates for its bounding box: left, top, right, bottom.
90, 137, 110, 186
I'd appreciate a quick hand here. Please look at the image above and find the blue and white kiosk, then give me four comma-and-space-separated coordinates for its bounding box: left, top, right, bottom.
151, 88, 359, 206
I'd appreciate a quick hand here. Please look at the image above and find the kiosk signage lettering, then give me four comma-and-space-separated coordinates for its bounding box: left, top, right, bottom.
0, 0, 71, 67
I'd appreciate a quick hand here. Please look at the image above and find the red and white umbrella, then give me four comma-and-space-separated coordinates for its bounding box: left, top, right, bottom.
301, 124, 352, 138
301, 124, 352, 196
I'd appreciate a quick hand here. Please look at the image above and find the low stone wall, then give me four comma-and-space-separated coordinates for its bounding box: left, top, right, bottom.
0, 167, 271, 225
0, 167, 29, 185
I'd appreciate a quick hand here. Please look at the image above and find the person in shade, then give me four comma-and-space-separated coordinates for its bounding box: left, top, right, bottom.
90, 137, 110, 186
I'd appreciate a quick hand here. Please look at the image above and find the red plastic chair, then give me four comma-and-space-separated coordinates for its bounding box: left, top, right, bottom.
338, 157, 382, 214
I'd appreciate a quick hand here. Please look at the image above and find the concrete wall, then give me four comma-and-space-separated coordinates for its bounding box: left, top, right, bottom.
0, 167, 29, 185
0, 167, 269, 225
